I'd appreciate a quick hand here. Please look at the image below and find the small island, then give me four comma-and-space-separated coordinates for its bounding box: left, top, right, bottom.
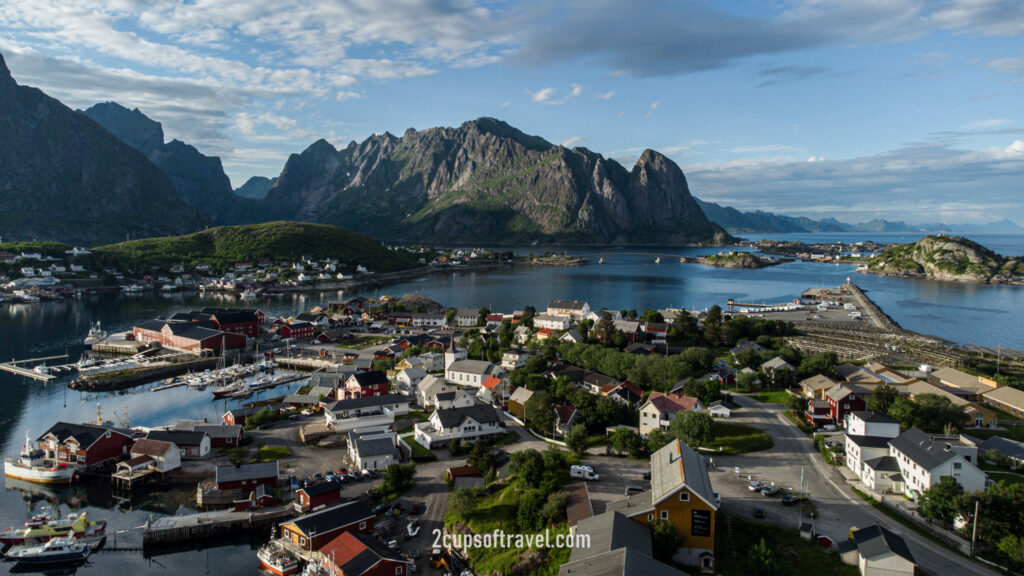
861, 235, 1024, 285
687, 250, 788, 269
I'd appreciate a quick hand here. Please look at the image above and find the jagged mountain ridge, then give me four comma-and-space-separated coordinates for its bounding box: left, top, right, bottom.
0, 53, 208, 245
235, 176, 277, 199
81, 102, 254, 224
263, 118, 731, 245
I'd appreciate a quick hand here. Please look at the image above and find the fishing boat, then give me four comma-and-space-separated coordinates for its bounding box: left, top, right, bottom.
0, 512, 106, 547
23, 515, 53, 529
654, 257, 661, 264
210, 380, 245, 399
598, 258, 604, 264
83, 321, 107, 348
257, 542, 301, 576
240, 289, 258, 301
4, 435, 76, 485
32, 364, 49, 375
6, 536, 91, 564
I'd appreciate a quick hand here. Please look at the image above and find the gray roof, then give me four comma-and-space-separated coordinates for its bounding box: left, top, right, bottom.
853, 525, 915, 564
399, 367, 427, 380
863, 456, 901, 472
509, 387, 535, 404
284, 393, 322, 405
845, 434, 894, 449
650, 440, 716, 508
549, 299, 588, 310
559, 547, 687, 576
146, 429, 206, 447
570, 511, 651, 562
353, 434, 396, 458
604, 491, 653, 517
825, 384, 858, 402
192, 424, 242, 439
215, 461, 279, 484
447, 359, 495, 375
979, 435, 1024, 461
434, 404, 500, 428
289, 501, 373, 536
761, 356, 795, 371
888, 427, 959, 471
325, 394, 408, 413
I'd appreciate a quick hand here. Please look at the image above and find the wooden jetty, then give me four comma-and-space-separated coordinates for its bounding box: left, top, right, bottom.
151, 378, 187, 392
142, 507, 294, 546
0, 354, 69, 381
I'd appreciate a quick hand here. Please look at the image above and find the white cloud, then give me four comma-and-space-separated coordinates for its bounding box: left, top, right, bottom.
644, 100, 661, 118
729, 144, 796, 154
594, 90, 615, 99
528, 87, 555, 103
528, 83, 583, 105
336, 91, 365, 101
562, 136, 584, 147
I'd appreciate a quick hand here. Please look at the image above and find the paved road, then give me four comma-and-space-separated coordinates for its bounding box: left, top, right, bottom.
721, 395, 996, 576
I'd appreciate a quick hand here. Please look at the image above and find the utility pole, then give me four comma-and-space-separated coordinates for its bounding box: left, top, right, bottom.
970, 499, 980, 558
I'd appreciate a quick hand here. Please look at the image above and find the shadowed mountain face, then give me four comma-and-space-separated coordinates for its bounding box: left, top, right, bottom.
82, 102, 255, 224
234, 176, 277, 200
0, 53, 208, 245
261, 118, 733, 245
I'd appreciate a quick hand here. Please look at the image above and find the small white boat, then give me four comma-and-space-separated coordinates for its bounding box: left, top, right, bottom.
6, 536, 91, 564
654, 257, 661, 264
33, 364, 49, 375
598, 258, 604, 264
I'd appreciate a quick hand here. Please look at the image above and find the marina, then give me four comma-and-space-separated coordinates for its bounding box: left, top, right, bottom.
0, 355, 71, 382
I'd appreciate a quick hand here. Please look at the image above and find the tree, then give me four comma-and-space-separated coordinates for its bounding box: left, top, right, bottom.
747, 537, 775, 576
525, 393, 556, 435
521, 305, 536, 328
542, 444, 569, 471
449, 487, 484, 518
671, 411, 715, 448
596, 312, 616, 344
477, 307, 490, 326
798, 353, 837, 378
998, 534, 1024, 569
540, 491, 569, 526
650, 519, 683, 563
609, 427, 640, 456
647, 428, 672, 453
641, 309, 664, 323
919, 476, 964, 524
517, 490, 544, 531
445, 309, 457, 325
737, 370, 759, 392
867, 384, 899, 414
566, 426, 589, 454
786, 394, 808, 414
509, 449, 545, 485
888, 394, 966, 433
669, 309, 700, 345
703, 305, 723, 346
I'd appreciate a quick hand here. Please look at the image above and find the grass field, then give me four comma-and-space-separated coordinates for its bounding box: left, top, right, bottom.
249, 445, 292, 463
987, 471, 1024, 485
753, 390, 793, 404
716, 512, 858, 576
706, 422, 774, 455
400, 434, 438, 462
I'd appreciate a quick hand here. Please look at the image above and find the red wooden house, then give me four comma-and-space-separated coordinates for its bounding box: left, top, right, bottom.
38, 423, 133, 468
296, 482, 343, 512
825, 385, 867, 424
279, 501, 374, 552
281, 322, 315, 340
805, 399, 834, 429
345, 371, 389, 398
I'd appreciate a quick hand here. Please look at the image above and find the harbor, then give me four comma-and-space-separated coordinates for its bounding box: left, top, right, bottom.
142, 507, 294, 547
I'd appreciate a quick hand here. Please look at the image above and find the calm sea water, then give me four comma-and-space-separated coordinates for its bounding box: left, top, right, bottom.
0, 235, 1022, 574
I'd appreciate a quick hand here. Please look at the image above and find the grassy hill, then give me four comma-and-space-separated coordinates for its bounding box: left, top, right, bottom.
866, 235, 1024, 283
91, 221, 418, 273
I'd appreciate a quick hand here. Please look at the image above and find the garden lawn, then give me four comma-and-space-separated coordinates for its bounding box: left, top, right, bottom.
753, 390, 792, 404
249, 445, 292, 463
717, 512, 858, 576
706, 422, 773, 455
400, 434, 437, 462
987, 471, 1024, 485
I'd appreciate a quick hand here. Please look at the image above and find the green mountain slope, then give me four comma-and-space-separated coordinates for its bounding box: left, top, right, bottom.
865, 235, 1024, 283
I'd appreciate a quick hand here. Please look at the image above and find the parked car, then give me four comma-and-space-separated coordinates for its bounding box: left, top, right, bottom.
373, 503, 390, 514
753, 506, 766, 519
748, 481, 766, 492
409, 503, 424, 515
782, 494, 803, 506
713, 492, 721, 508
570, 465, 599, 481
761, 486, 782, 497
623, 485, 645, 496
289, 475, 299, 490
641, 472, 651, 481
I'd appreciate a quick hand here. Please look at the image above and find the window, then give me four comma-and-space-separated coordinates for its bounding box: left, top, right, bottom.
396, 568, 403, 575
679, 492, 690, 502
648, 514, 653, 522
660, 510, 669, 520
359, 521, 367, 530
953, 462, 962, 469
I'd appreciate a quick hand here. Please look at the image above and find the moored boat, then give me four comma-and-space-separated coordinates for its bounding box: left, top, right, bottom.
0, 512, 106, 547
6, 536, 91, 564
4, 435, 76, 485
257, 542, 301, 576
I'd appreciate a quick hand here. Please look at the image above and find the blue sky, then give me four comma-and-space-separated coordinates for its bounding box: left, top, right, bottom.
1, 0, 1023, 224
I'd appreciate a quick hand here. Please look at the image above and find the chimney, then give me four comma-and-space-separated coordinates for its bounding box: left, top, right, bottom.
944, 443, 952, 451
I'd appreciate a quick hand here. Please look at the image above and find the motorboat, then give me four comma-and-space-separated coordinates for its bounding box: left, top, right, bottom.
4, 435, 76, 485
83, 321, 107, 348
6, 536, 91, 564
257, 542, 301, 576
0, 512, 105, 546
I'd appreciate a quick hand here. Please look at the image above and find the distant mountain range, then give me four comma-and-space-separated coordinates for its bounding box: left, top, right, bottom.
695, 199, 1024, 236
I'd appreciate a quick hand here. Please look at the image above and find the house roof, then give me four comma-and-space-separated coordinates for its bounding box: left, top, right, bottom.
215, 461, 279, 484
888, 427, 960, 471
731, 340, 766, 355
350, 371, 388, 388
569, 511, 652, 562
549, 299, 588, 311
565, 482, 593, 527
287, 501, 374, 537
285, 321, 314, 330
434, 405, 500, 428
481, 375, 504, 390
583, 371, 620, 388
850, 411, 898, 424
844, 434, 894, 449
983, 385, 1024, 409
931, 367, 987, 392
853, 525, 915, 564
554, 404, 577, 425
509, 387, 535, 404
605, 490, 653, 517
325, 394, 408, 413
299, 481, 342, 498
146, 429, 206, 447
613, 320, 640, 333
835, 363, 884, 384
650, 440, 716, 509
559, 547, 688, 576
447, 359, 496, 375
446, 465, 482, 478
864, 456, 901, 473
535, 313, 566, 324
761, 356, 795, 371
979, 435, 1024, 461
801, 374, 838, 391
825, 384, 859, 402
131, 438, 175, 457
645, 392, 700, 415
549, 365, 586, 382
39, 422, 132, 448
353, 434, 395, 458
398, 367, 427, 380
320, 531, 407, 575
176, 423, 243, 439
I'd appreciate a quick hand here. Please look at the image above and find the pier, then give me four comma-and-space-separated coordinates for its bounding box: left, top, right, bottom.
142, 507, 294, 546
0, 354, 70, 381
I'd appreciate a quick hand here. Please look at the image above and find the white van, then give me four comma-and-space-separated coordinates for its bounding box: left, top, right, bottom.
570, 465, 599, 481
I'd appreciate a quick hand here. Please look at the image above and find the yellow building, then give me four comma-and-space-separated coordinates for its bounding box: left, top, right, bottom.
606, 439, 718, 572
395, 357, 424, 371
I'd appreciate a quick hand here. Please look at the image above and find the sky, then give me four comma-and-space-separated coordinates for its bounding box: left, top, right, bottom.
1, 0, 1023, 225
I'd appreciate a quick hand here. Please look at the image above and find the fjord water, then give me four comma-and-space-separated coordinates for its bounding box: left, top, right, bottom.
0, 236, 1021, 574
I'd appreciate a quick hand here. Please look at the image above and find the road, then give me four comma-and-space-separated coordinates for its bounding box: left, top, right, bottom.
720, 394, 996, 576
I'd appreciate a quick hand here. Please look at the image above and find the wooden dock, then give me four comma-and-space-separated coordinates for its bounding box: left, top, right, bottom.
0, 354, 69, 381
143, 507, 294, 546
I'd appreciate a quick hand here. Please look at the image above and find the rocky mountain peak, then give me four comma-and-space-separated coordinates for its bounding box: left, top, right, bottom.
0, 52, 11, 85
82, 102, 165, 154
460, 117, 552, 151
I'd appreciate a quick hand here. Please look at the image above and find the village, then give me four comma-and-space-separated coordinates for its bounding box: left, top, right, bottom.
4, 286, 1024, 576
